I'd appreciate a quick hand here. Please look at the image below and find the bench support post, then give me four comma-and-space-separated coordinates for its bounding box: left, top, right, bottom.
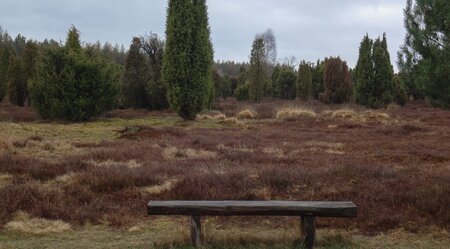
300, 216, 316, 249
190, 216, 202, 247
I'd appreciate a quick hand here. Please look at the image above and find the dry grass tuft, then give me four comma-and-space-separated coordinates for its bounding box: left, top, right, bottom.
162, 146, 217, 160
276, 107, 317, 120
323, 108, 392, 123
87, 159, 142, 169
0, 173, 13, 188
196, 112, 227, 121
237, 109, 257, 119
5, 212, 71, 235
221, 117, 241, 125
140, 179, 178, 195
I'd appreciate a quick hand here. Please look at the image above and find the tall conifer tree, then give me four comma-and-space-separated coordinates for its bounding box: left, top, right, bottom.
248, 37, 266, 102
162, 0, 213, 120
297, 61, 312, 101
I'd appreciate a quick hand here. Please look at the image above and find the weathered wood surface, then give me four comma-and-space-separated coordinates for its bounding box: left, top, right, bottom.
301, 216, 316, 249
148, 201, 357, 217
190, 216, 202, 247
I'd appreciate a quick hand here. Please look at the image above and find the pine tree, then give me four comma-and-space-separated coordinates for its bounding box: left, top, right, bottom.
7, 54, 26, 106
248, 37, 267, 102
0, 46, 11, 102
21, 41, 39, 106
162, 0, 213, 120
399, 0, 449, 109
122, 37, 149, 108
297, 61, 312, 101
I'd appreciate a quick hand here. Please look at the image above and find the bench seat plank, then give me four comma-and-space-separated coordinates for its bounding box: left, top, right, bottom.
148, 201, 357, 217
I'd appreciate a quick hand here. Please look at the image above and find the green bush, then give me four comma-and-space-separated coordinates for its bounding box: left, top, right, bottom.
235, 83, 249, 101
29, 27, 120, 121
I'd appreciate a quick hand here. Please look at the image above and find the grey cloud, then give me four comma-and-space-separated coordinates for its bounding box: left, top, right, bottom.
0, 0, 406, 69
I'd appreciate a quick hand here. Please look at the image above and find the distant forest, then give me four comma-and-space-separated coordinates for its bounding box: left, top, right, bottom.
0, 0, 448, 121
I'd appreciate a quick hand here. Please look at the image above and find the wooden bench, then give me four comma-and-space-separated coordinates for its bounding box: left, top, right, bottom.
148, 201, 357, 248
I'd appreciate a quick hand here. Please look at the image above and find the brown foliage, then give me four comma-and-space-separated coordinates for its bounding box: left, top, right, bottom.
320, 57, 352, 104
1, 100, 449, 234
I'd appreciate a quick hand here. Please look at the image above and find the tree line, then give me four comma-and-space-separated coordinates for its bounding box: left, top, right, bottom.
0, 0, 448, 121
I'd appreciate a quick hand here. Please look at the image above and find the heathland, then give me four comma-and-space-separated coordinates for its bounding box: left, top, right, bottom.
0, 99, 449, 248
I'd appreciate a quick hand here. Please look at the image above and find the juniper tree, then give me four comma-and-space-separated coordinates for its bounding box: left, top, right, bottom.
372, 37, 395, 108
277, 68, 297, 100
297, 61, 312, 101
30, 26, 120, 121
311, 59, 325, 100
122, 37, 149, 108
270, 65, 280, 98
248, 37, 267, 102
355, 34, 374, 106
162, 0, 213, 120
320, 57, 352, 104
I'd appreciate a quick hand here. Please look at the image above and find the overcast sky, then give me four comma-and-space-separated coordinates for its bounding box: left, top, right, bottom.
0, 0, 406, 69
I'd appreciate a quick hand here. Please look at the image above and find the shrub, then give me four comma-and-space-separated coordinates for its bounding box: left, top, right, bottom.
297, 61, 312, 101
235, 82, 249, 101
29, 27, 120, 121
277, 69, 297, 100
320, 57, 352, 104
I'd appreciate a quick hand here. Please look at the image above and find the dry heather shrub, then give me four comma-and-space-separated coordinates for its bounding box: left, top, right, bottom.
0, 136, 15, 157
5, 211, 71, 235
276, 107, 317, 120
237, 109, 257, 119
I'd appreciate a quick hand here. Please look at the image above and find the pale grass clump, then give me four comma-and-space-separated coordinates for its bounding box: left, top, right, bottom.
323, 108, 391, 123
5, 212, 71, 235
196, 113, 227, 121
304, 141, 345, 155
140, 179, 178, 195
87, 159, 142, 169
0, 173, 13, 188
221, 117, 241, 125
275, 107, 317, 120
0, 135, 15, 156
162, 146, 217, 160
237, 109, 257, 119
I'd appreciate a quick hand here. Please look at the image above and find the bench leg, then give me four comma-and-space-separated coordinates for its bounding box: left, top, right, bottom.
300, 216, 316, 249
190, 216, 202, 247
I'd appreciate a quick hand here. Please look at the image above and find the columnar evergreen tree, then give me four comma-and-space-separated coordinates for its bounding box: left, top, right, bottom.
122, 37, 149, 108
269, 65, 280, 98
29, 26, 120, 121
372, 37, 395, 108
248, 37, 267, 102
162, 0, 213, 120
192, 0, 214, 109
311, 59, 325, 100
355, 34, 396, 108
398, 0, 449, 109
355, 34, 374, 106
297, 61, 312, 101
6, 54, 26, 106
320, 57, 352, 104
